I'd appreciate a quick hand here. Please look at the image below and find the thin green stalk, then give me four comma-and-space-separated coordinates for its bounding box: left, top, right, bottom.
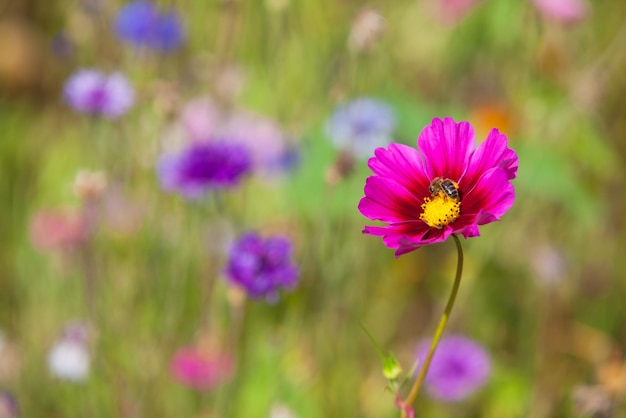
401, 234, 464, 416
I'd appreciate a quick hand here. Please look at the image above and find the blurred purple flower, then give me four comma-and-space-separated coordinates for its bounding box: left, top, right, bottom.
326, 97, 396, 159
0, 391, 19, 418
114, 0, 184, 52
170, 346, 234, 391
225, 232, 299, 303
531, 0, 589, 24
157, 141, 252, 199
415, 334, 491, 402
63, 69, 134, 118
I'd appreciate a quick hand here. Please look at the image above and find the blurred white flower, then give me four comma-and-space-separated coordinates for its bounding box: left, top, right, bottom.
73, 169, 108, 201
47, 322, 90, 382
268, 403, 297, 418
348, 8, 385, 53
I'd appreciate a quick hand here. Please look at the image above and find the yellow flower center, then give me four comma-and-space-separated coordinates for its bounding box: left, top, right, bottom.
419, 192, 461, 229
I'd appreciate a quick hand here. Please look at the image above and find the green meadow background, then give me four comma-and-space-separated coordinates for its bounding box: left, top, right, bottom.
1, 0, 626, 417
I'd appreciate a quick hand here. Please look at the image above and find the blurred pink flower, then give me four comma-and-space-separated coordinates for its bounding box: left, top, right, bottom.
0, 391, 19, 418
438, 0, 481, 24
180, 97, 220, 141
531, 0, 589, 24
180, 97, 292, 176
220, 112, 291, 175
170, 346, 234, 391
29, 209, 86, 251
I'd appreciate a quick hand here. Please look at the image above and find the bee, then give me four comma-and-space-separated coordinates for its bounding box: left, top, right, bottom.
429, 177, 460, 201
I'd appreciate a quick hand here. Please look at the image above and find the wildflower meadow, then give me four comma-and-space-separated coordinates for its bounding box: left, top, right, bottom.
1, 0, 626, 417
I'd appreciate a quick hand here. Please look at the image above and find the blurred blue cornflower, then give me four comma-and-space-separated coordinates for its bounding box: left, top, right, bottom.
415, 334, 491, 402
225, 232, 299, 303
114, 0, 184, 53
157, 141, 252, 199
326, 97, 396, 159
63, 69, 134, 118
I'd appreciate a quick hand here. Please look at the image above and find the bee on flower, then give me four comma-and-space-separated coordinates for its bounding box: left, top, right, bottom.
358, 117, 518, 256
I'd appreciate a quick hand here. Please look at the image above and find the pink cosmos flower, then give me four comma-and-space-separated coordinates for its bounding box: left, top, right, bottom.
170, 346, 234, 391
358, 117, 518, 256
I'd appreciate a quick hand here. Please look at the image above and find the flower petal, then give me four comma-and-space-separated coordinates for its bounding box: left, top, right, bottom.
417, 117, 475, 181
459, 167, 515, 227
454, 214, 481, 238
363, 221, 454, 256
364, 221, 430, 250
462, 128, 518, 193
367, 143, 431, 196
359, 176, 423, 222
396, 226, 453, 256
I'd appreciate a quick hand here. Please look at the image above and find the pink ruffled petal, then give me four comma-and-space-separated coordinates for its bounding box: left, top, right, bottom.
460, 167, 515, 224
363, 221, 454, 256
368, 143, 431, 196
417, 117, 475, 181
499, 147, 519, 180
359, 177, 423, 222
462, 128, 518, 192
475, 210, 501, 225
396, 227, 453, 255
454, 214, 481, 238
363, 222, 428, 240
364, 221, 431, 249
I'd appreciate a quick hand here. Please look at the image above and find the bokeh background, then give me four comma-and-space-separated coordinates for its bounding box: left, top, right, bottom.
1, 0, 626, 417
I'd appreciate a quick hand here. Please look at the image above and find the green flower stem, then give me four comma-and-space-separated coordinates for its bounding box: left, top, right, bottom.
401, 234, 464, 416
